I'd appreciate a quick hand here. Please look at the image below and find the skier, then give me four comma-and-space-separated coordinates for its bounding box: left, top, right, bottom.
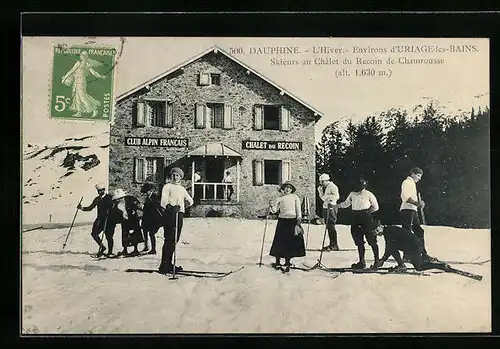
317, 173, 340, 251
268, 181, 306, 273
108, 189, 144, 257
332, 178, 380, 269
158, 167, 194, 274
372, 221, 450, 272
140, 183, 163, 255
400, 167, 438, 262
77, 182, 113, 257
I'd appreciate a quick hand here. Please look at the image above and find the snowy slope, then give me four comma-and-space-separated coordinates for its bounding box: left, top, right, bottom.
21, 219, 491, 334
22, 132, 110, 225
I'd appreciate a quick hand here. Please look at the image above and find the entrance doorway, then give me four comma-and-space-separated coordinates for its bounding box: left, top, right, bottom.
205, 157, 225, 183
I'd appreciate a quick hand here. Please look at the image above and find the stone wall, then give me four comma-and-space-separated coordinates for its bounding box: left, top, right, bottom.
110, 51, 318, 219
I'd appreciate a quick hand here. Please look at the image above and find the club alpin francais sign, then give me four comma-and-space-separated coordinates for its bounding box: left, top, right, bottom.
125, 137, 188, 147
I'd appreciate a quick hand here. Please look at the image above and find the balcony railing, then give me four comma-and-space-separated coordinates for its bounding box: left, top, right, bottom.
193, 182, 237, 201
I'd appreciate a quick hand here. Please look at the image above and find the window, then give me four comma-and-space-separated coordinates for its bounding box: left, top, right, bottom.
264, 106, 280, 130
253, 105, 291, 131
253, 159, 291, 186
210, 74, 221, 85
147, 101, 165, 127
134, 157, 165, 183
264, 160, 281, 184
199, 72, 221, 86
195, 103, 233, 129
135, 100, 173, 128
207, 103, 224, 128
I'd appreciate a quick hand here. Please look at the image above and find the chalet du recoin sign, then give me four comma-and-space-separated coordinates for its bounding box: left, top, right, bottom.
242, 140, 302, 151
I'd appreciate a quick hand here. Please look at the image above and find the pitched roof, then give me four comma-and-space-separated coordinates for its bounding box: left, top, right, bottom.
187, 143, 243, 158
116, 45, 323, 121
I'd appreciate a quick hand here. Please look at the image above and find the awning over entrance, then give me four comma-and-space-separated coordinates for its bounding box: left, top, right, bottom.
187, 143, 243, 158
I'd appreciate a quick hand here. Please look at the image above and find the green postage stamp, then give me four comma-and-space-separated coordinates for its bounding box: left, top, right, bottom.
50, 44, 117, 121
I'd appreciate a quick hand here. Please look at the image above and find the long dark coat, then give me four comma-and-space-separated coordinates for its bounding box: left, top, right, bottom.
109, 195, 144, 247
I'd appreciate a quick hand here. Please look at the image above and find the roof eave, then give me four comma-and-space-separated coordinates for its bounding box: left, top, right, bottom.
116, 45, 324, 120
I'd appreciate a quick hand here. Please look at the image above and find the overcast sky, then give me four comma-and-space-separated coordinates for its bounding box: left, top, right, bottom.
22, 37, 489, 144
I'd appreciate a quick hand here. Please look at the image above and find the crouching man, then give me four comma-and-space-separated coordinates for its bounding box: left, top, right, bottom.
372, 221, 450, 272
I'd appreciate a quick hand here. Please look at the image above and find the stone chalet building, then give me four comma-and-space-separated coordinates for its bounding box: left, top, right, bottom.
110, 46, 323, 218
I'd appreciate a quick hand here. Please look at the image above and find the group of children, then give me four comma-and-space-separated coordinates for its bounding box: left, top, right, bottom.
80, 165, 448, 274
79, 167, 193, 273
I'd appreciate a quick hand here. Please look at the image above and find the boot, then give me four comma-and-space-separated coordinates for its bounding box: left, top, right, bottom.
351, 261, 366, 269
371, 260, 384, 269
95, 245, 106, 257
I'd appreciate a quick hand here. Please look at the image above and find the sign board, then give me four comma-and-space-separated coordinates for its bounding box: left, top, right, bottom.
125, 137, 188, 147
242, 140, 302, 151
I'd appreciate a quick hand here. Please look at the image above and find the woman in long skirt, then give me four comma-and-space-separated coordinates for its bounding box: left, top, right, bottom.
269, 181, 306, 273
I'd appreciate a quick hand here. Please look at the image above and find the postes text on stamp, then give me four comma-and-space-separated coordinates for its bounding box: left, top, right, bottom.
50, 44, 116, 121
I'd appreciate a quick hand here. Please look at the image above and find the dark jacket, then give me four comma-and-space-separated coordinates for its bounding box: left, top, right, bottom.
382, 225, 423, 264
81, 194, 113, 221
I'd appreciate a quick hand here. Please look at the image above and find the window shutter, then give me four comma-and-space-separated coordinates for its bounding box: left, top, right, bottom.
135, 158, 144, 182
281, 160, 291, 183
152, 158, 158, 182
165, 102, 173, 128
206, 105, 212, 129
146, 102, 153, 127
195, 104, 206, 128
199, 73, 210, 86
143, 159, 148, 183
136, 101, 145, 127
254, 105, 263, 130
280, 106, 291, 131
253, 159, 264, 186
223, 105, 233, 129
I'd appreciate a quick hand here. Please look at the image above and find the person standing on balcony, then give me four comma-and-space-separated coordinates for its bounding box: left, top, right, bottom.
222, 170, 234, 201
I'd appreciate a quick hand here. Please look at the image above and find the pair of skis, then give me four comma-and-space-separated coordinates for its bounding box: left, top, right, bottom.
299, 261, 483, 281
125, 266, 244, 279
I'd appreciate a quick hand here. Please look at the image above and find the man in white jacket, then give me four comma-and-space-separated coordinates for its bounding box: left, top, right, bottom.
317, 173, 340, 251
400, 167, 437, 263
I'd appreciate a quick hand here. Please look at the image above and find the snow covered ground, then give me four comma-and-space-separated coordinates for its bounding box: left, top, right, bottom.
21, 219, 490, 334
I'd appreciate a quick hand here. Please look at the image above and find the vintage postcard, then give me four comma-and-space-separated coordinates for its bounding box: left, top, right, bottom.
21, 36, 490, 334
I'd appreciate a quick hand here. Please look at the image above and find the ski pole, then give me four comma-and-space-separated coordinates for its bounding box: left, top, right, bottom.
418, 193, 427, 225
304, 197, 311, 249
258, 208, 270, 267
170, 209, 179, 280
62, 197, 83, 250
317, 205, 330, 265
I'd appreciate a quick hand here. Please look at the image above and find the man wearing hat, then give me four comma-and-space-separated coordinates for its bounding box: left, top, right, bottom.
333, 178, 380, 269
158, 167, 194, 274
317, 173, 340, 251
78, 182, 113, 257
400, 167, 438, 263
268, 181, 305, 272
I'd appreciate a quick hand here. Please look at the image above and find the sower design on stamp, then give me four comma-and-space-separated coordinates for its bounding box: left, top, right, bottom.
50, 44, 116, 121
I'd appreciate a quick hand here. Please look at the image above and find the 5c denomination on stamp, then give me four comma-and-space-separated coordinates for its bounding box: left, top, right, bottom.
50, 44, 117, 121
